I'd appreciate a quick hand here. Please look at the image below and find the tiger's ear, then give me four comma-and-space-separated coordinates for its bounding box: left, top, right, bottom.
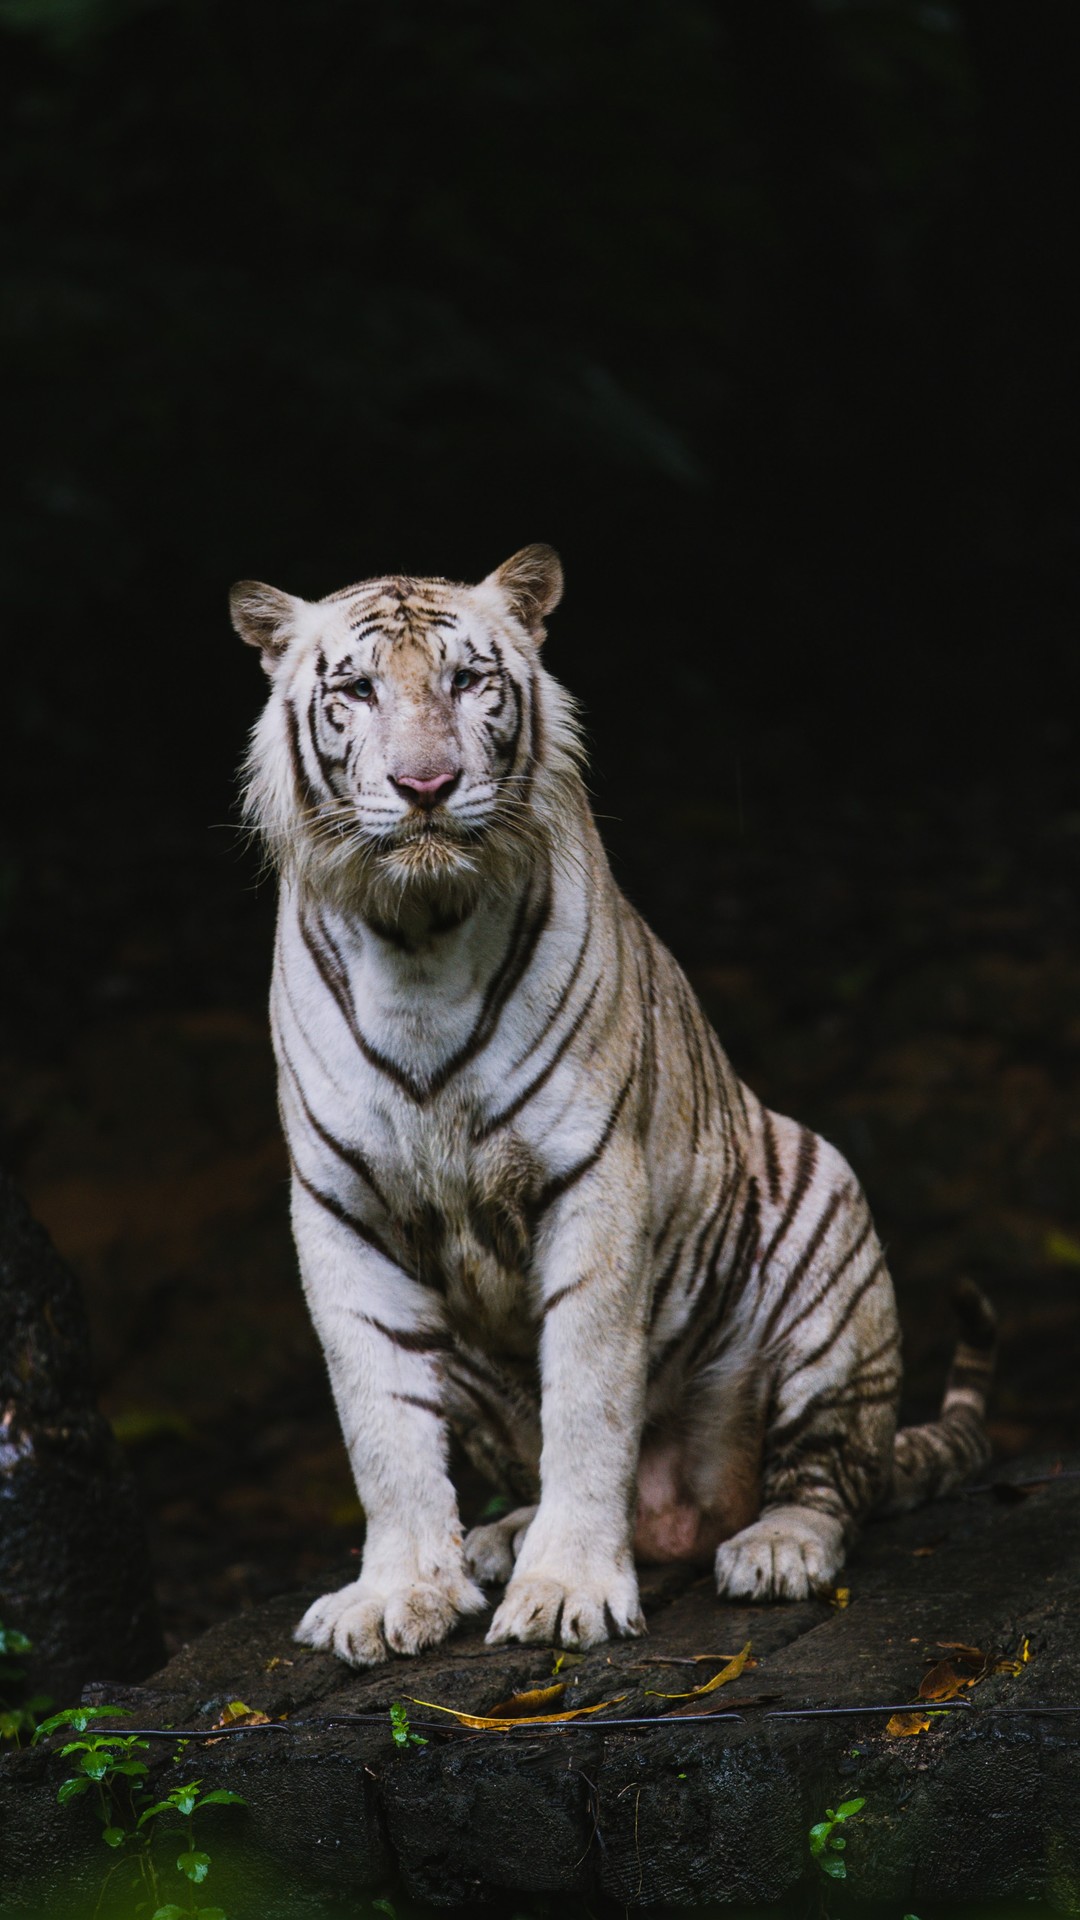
229, 580, 304, 674
484, 544, 564, 642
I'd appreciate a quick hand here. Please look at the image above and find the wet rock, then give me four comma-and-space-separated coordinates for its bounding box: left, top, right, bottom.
3, 1457, 1078, 1912
0, 1170, 162, 1701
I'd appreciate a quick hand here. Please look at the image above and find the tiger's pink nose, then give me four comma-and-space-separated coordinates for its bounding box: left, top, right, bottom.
389, 769, 461, 810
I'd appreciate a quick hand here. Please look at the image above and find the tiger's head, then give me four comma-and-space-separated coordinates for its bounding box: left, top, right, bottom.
234, 545, 581, 913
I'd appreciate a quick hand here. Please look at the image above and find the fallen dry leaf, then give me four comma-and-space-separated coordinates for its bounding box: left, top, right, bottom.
886, 1710, 932, 1737
212, 1699, 272, 1728
919, 1644, 990, 1701
485, 1682, 566, 1718
405, 1692, 626, 1731
829, 1587, 851, 1610
646, 1640, 752, 1701
205, 1699, 274, 1742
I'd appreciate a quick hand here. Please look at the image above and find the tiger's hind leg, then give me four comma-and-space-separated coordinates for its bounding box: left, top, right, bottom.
714, 1153, 902, 1602
442, 1346, 541, 1586
464, 1506, 538, 1585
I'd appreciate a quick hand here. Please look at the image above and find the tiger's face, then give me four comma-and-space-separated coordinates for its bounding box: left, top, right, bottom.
235, 545, 574, 905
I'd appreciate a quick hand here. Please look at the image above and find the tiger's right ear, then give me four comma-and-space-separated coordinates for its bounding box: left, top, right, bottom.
229, 581, 303, 674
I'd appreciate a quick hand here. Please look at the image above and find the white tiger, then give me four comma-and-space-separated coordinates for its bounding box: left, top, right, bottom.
232, 544, 995, 1666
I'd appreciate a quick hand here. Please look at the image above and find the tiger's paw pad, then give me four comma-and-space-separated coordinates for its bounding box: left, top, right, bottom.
485, 1567, 644, 1650
714, 1508, 844, 1602
464, 1506, 538, 1586
295, 1573, 486, 1667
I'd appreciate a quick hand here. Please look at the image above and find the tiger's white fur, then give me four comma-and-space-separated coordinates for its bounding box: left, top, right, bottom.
232, 545, 994, 1667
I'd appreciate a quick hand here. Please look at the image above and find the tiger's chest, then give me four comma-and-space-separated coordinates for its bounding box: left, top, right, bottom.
375, 1102, 542, 1357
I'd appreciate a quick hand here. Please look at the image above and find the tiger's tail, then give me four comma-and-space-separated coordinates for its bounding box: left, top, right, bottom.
885, 1278, 997, 1513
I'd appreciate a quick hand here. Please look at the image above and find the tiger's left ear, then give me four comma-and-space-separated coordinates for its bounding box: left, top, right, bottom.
484, 544, 564, 643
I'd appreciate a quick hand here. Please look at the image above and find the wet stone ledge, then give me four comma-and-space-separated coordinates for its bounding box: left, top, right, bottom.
2, 1460, 1079, 1915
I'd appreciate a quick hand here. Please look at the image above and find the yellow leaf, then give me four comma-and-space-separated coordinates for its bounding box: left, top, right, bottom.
830, 1587, 851, 1609
1045, 1229, 1080, 1268
485, 1682, 566, 1718
405, 1692, 626, 1731
886, 1711, 931, 1737
206, 1700, 273, 1741
646, 1640, 752, 1701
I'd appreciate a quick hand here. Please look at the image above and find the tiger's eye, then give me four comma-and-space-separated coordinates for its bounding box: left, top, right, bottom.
351, 677, 375, 701
452, 667, 478, 691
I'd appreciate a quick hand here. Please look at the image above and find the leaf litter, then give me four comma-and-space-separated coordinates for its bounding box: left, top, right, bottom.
886, 1635, 1032, 1736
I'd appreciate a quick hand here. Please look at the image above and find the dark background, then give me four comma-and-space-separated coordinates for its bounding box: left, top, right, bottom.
2, 0, 1078, 1652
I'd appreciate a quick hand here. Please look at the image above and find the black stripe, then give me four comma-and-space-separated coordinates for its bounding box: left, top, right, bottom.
684, 1177, 761, 1371
498, 674, 524, 772
672, 970, 702, 1145
301, 873, 551, 1105
759, 1127, 818, 1270
473, 976, 601, 1141
771, 1212, 875, 1344
280, 1045, 388, 1210
307, 685, 345, 792
300, 908, 418, 1098
648, 1233, 687, 1333
762, 1110, 782, 1205
290, 1159, 397, 1267
532, 1053, 638, 1217
778, 1252, 890, 1387
758, 1185, 848, 1345
422, 864, 553, 1099
510, 906, 593, 1072
357, 1312, 451, 1355
285, 698, 322, 815
391, 1393, 444, 1416
541, 1274, 591, 1316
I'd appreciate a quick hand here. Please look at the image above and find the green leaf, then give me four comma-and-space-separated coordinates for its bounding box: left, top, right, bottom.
177, 1849, 211, 1884
0, 1627, 32, 1656
820, 1857, 847, 1880
835, 1797, 866, 1820
102, 1826, 126, 1849
808, 1823, 832, 1854
372, 1902, 398, 1919
830, 1835, 846, 1851
57, 1776, 91, 1804
137, 1800, 176, 1829
80, 1755, 110, 1780
197, 1788, 247, 1808
150, 1907, 187, 1920
196, 1908, 227, 1920
109, 1760, 149, 1778
34, 1705, 131, 1743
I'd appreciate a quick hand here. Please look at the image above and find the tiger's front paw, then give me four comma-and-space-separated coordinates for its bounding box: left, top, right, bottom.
714, 1506, 844, 1601
485, 1561, 644, 1651
295, 1569, 487, 1667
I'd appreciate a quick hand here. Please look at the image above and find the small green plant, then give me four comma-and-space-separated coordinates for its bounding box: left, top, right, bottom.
0, 1621, 51, 1745
36, 1703, 246, 1918
808, 1796, 865, 1880
137, 1780, 248, 1920
389, 1701, 427, 1749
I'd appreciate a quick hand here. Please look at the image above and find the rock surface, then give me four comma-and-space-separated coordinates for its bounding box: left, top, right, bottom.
2, 1457, 1078, 1913
0, 1171, 162, 1702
